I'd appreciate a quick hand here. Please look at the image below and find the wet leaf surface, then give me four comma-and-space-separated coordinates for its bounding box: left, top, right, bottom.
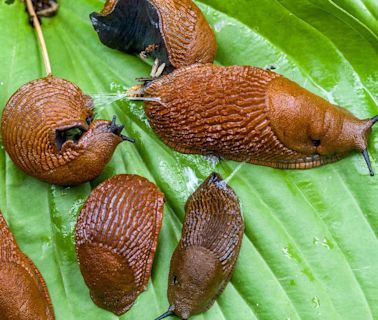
0, 0, 377, 319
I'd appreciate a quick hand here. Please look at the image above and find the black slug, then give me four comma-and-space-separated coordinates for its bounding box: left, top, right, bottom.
90, 0, 217, 73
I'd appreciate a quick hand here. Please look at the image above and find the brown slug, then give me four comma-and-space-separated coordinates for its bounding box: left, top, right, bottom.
155, 172, 244, 320
75, 174, 164, 315
90, 0, 217, 73
1, 75, 134, 186
0, 210, 55, 320
141, 64, 378, 175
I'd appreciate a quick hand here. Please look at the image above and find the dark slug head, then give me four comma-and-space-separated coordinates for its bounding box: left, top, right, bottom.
268, 76, 377, 175
90, 0, 216, 71
90, 0, 121, 50
90, 0, 164, 56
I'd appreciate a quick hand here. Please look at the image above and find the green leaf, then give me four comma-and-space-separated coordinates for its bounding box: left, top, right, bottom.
0, 0, 377, 319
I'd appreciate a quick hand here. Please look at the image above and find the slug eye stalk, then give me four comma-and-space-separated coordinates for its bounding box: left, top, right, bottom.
154, 308, 174, 320
363, 150, 374, 176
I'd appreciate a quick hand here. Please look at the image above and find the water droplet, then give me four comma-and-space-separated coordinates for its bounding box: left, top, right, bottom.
281, 244, 300, 261
214, 20, 227, 32
69, 199, 86, 215
203, 154, 220, 167
322, 237, 334, 250
312, 296, 320, 309
301, 267, 315, 281
312, 236, 319, 245
282, 247, 292, 259
183, 167, 200, 192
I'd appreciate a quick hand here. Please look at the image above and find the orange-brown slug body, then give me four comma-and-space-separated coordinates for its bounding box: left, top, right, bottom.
155, 173, 244, 320
1, 76, 133, 186
143, 64, 378, 175
75, 174, 164, 315
90, 0, 216, 73
0, 211, 55, 320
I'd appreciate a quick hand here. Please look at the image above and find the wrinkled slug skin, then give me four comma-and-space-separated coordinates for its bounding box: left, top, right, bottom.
75, 174, 164, 315
144, 64, 373, 169
1, 76, 125, 186
0, 211, 55, 320
167, 173, 244, 319
90, 0, 216, 71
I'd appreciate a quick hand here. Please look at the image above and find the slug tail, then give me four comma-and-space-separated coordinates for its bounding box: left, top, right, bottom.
154, 308, 174, 320
362, 149, 374, 176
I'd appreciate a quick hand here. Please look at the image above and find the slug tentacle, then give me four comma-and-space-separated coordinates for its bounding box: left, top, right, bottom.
363, 150, 374, 176
1, 76, 132, 185
154, 308, 174, 320
142, 64, 376, 174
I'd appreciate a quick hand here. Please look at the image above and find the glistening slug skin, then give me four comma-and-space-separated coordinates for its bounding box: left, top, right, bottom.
142, 64, 377, 175
75, 174, 164, 315
90, 0, 216, 73
0, 211, 55, 320
155, 173, 244, 320
1, 76, 134, 185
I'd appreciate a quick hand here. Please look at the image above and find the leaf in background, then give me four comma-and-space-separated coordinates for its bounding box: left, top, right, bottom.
0, 0, 377, 319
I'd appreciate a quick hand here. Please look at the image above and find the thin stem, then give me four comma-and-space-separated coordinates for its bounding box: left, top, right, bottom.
25, 0, 52, 75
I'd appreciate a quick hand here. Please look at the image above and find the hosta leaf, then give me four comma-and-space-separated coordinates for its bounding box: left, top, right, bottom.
0, 0, 377, 319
